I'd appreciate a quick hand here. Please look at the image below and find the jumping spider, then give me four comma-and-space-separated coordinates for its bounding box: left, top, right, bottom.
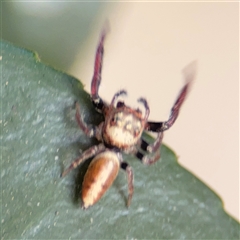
61, 28, 196, 209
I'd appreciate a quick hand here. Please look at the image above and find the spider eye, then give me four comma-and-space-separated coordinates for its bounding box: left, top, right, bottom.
116, 101, 124, 108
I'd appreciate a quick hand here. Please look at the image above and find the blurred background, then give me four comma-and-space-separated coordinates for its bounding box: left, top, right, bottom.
2, 2, 239, 221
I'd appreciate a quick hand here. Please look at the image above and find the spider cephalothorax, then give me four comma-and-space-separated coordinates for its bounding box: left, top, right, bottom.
102, 91, 149, 151
61, 28, 196, 209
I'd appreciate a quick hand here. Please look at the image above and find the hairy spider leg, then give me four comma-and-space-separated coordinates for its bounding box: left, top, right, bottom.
91, 28, 109, 113
121, 162, 134, 207
145, 61, 196, 133
61, 144, 106, 177
146, 81, 190, 132
140, 131, 164, 153
75, 102, 102, 141
110, 90, 127, 107
135, 132, 163, 165
137, 97, 150, 121
136, 150, 160, 165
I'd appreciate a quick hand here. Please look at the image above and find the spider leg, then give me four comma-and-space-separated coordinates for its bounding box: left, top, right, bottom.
75, 102, 102, 141
110, 90, 127, 108
135, 132, 163, 165
61, 144, 105, 177
121, 162, 134, 207
145, 82, 189, 132
138, 97, 150, 121
140, 132, 164, 153
91, 27, 109, 113
145, 61, 196, 132
136, 149, 161, 165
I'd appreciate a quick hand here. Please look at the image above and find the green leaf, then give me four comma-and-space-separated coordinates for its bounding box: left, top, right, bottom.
1, 41, 239, 239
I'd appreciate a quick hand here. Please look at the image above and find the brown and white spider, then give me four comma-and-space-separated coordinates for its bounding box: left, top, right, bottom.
61, 28, 196, 209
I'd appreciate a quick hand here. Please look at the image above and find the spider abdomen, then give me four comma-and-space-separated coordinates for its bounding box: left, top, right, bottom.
81, 151, 120, 209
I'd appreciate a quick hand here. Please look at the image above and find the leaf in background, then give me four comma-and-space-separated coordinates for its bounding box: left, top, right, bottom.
1, 41, 239, 239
